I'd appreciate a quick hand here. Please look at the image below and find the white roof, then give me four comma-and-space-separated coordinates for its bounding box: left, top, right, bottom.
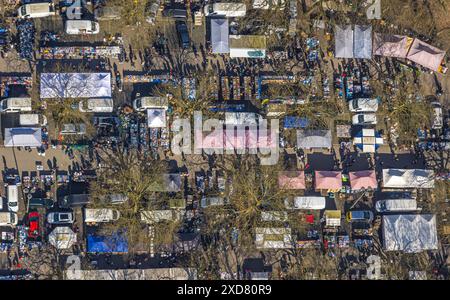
335, 25, 353, 58
4, 127, 42, 147
354, 25, 372, 59
40, 73, 111, 99
140, 210, 183, 224
255, 227, 292, 249
382, 169, 435, 189
406, 38, 446, 72
292, 196, 326, 210
211, 18, 230, 54
48, 226, 77, 249
375, 199, 418, 213
225, 112, 260, 125
65, 268, 198, 280
147, 108, 166, 128
19, 114, 39, 126
297, 129, 332, 149
383, 214, 438, 252
261, 211, 288, 221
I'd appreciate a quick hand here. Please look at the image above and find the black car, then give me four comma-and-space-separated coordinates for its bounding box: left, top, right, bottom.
162, 8, 187, 19
176, 20, 190, 49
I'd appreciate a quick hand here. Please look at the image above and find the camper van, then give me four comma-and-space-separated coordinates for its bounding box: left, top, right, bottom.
19, 114, 47, 126
65, 20, 100, 35
79, 98, 114, 113
375, 199, 419, 213
431, 101, 443, 130
7, 185, 19, 213
133, 96, 168, 111
17, 2, 56, 19
84, 208, 120, 223
0, 212, 18, 226
0, 97, 32, 113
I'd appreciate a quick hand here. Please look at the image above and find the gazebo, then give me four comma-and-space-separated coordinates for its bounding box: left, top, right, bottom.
314, 171, 342, 191
349, 170, 377, 191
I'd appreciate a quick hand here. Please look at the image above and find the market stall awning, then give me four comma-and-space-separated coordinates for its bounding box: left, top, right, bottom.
335, 25, 353, 58
373, 33, 411, 58
349, 170, 377, 190
406, 38, 446, 72
278, 171, 306, 189
382, 168, 435, 189
211, 18, 230, 54
383, 214, 438, 253
354, 25, 372, 59
315, 171, 342, 190
40, 73, 112, 99
4, 127, 42, 147
48, 226, 77, 249
147, 108, 166, 128
297, 129, 332, 149
87, 232, 128, 253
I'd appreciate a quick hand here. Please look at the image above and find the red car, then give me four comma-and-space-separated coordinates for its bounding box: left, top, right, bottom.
27, 211, 40, 239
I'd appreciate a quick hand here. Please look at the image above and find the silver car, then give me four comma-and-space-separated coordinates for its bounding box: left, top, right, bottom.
349, 98, 379, 112
47, 212, 74, 224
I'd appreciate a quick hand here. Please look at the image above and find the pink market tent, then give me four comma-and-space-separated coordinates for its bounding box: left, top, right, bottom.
349, 170, 377, 190
315, 171, 342, 190
406, 38, 446, 72
278, 171, 306, 190
373, 33, 410, 58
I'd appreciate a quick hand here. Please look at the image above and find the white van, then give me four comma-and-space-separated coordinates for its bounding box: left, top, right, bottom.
375, 199, 419, 213
0, 97, 32, 113
84, 208, 120, 223
19, 114, 47, 126
7, 185, 19, 213
140, 210, 183, 224
79, 98, 114, 113
18, 2, 56, 19
0, 212, 18, 226
431, 101, 443, 130
65, 20, 100, 35
133, 96, 168, 111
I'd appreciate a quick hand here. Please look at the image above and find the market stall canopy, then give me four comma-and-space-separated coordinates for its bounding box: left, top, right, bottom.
354, 25, 372, 59
48, 226, 76, 249
373, 33, 411, 58
324, 210, 341, 227
4, 127, 42, 147
349, 170, 377, 190
292, 196, 326, 210
382, 214, 438, 253
278, 171, 306, 189
87, 232, 128, 253
147, 108, 166, 128
211, 18, 230, 54
335, 25, 353, 58
406, 38, 446, 72
40, 73, 112, 99
315, 171, 342, 190
353, 128, 383, 153
297, 129, 332, 149
382, 169, 435, 189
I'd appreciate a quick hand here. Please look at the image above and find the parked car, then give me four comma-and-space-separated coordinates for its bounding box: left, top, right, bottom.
0, 212, 17, 226
348, 98, 378, 112
27, 211, 40, 238
176, 20, 190, 49
7, 185, 19, 213
47, 212, 74, 224
60, 123, 87, 135
162, 8, 187, 18
346, 210, 374, 223
60, 194, 90, 208
352, 113, 377, 125
145, 0, 161, 24
65, 20, 100, 35
19, 114, 48, 126
29, 198, 54, 209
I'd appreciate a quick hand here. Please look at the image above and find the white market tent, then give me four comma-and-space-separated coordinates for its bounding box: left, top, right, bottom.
211, 18, 230, 54
147, 108, 166, 128
335, 25, 353, 58
382, 214, 438, 253
354, 25, 372, 59
297, 129, 332, 149
48, 226, 77, 249
406, 38, 446, 72
382, 169, 435, 189
4, 127, 42, 147
292, 196, 326, 210
40, 73, 112, 99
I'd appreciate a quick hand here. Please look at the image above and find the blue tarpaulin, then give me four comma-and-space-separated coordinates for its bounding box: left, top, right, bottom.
284, 116, 309, 129
87, 232, 128, 253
